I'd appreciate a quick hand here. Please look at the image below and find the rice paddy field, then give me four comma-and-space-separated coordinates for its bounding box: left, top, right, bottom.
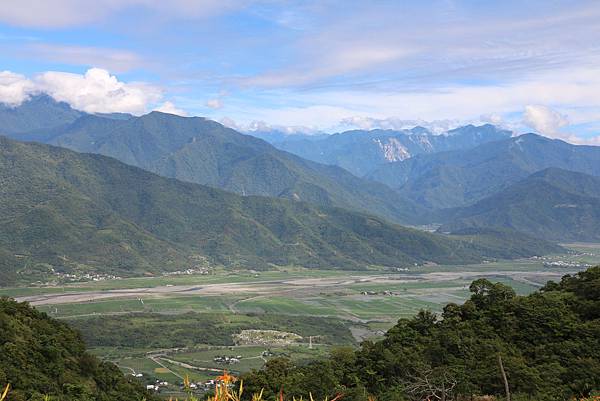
4, 244, 600, 398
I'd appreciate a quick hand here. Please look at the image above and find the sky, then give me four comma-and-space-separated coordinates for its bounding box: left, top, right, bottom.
0, 0, 600, 144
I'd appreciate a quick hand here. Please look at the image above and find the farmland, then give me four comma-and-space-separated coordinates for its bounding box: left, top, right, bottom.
5, 244, 600, 398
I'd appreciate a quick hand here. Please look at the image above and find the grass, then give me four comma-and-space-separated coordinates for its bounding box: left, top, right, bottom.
37, 295, 242, 317
234, 297, 339, 316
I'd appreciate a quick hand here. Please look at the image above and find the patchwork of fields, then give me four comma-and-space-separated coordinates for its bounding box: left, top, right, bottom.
4, 244, 600, 398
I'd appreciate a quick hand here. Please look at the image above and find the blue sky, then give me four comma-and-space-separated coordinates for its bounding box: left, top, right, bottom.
0, 0, 599, 143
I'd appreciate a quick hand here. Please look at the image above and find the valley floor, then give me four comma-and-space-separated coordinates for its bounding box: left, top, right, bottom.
3, 243, 600, 398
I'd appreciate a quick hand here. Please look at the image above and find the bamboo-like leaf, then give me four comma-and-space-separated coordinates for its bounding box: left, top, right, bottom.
1, 384, 10, 401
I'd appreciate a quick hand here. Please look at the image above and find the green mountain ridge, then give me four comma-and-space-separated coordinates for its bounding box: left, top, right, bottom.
438, 168, 600, 242
0, 95, 83, 136
368, 133, 600, 210
3, 100, 425, 225
0, 136, 561, 286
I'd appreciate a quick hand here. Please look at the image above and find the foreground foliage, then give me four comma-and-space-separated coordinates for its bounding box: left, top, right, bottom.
242, 267, 600, 401
0, 297, 154, 401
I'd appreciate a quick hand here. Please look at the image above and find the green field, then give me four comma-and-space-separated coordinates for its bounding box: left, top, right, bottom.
36, 295, 242, 317
6, 244, 600, 398
101, 343, 332, 397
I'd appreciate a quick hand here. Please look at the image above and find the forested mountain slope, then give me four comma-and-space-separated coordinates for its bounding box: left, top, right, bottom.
1, 136, 558, 285
369, 133, 600, 209
1, 101, 424, 224
439, 168, 600, 241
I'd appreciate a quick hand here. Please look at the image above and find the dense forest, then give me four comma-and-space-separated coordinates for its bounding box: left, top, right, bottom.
1, 135, 560, 286
0, 297, 154, 401
242, 266, 600, 401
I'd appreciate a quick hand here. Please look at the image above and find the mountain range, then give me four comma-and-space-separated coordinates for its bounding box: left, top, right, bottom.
0, 94, 83, 136
1, 95, 599, 262
368, 133, 600, 210
0, 136, 561, 286
262, 124, 512, 177
438, 168, 600, 242
2, 96, 424, 225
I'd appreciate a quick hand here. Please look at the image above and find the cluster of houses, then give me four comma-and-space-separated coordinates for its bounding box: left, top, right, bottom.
360, 290, 398, 296
185, 379, 222, 391
543, 260, 592, 269
39, 267, 121, 285
163, 268, 211, 276
213, 355, 242, 364
145, 378, 233, 394
145, 380, 169, 392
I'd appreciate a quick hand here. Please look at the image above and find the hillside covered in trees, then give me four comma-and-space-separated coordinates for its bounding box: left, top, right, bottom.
0, 136, 561, 286
242, 266, 600, 401
0, 297, 154, 401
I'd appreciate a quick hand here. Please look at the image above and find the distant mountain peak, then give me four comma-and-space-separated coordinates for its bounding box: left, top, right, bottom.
0, 105, 425, 225
0, 93, 83, 136
409, 126, 432, 135
369, 132, 600, 210
270, 123, 512, 176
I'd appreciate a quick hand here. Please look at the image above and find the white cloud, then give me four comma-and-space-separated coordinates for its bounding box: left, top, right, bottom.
232, 63, 600, 141
238, 3, 600, 90
23, 44, 144, 73
523, 105, 569, 137
219, 117, 321, 135
0, 67, 181, 116
34, 68, 162, 114
0, 71, 35, 106
0, 0, 249, 28
521, 105, 600, 145
479, 113, 504, 126
243, 44, 410, 88
154, 101, 188, 116
245, 120, 320, 135
219, 117, 241, 130
338, 116, 461, 134
206, 98, 223, 109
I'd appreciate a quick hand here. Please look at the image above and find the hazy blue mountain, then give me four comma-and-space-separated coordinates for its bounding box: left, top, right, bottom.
437, 168, 600, 242
369, 133, 600, 209
1, 136, 560, 285
266, 124, 511, 176
0, 95, 83, 137
1, 106, 425, 224
246, 129, 328, 144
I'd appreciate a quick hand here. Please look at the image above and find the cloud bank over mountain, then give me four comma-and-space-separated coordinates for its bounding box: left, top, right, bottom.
0, 68, 170, 114
0, 1, 599, 143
